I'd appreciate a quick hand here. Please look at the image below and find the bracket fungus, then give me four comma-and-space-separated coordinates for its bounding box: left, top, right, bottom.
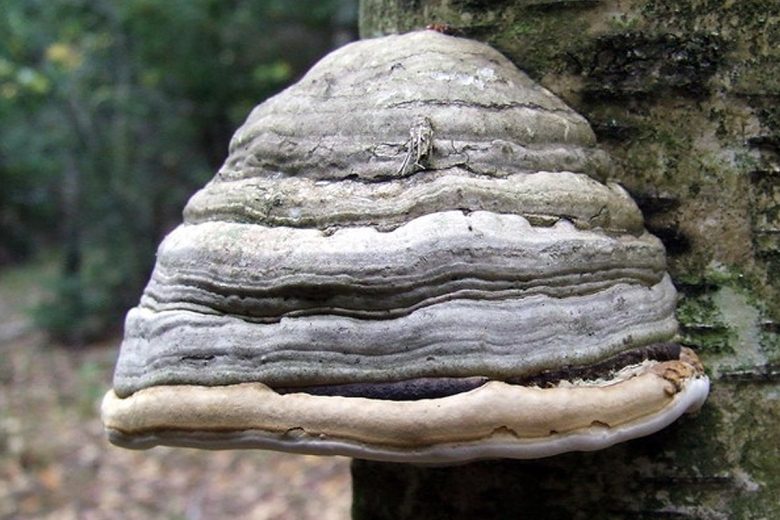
102, 30, 709, 464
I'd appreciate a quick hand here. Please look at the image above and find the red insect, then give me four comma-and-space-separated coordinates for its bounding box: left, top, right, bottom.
426, 23, 459, 35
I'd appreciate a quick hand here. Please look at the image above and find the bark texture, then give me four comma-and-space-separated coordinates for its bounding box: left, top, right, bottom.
355, 1, 780, 518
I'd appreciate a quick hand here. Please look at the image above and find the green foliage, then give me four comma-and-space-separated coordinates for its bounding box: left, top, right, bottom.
0, 0, 357, 344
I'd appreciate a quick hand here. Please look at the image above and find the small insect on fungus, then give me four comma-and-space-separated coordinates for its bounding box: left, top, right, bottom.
426, 23, 460, 35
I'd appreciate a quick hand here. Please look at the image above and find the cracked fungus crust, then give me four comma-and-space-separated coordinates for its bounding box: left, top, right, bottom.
103, 30, 709, 462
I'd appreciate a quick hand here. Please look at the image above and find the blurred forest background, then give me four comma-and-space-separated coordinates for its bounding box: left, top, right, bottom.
0, 0, 357, 344
0, 1, 357, 518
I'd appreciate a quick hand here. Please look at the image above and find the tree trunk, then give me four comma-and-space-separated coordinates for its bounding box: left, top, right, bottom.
353, 1, 780, 518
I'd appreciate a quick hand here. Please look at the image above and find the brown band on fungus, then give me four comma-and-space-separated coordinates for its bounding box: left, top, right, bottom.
509, 342, 681, 388
274, 343, 682, 400
275, 376, 491, 401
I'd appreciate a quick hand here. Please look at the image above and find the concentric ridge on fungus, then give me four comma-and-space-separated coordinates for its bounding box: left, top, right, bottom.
102, 30, 709, 463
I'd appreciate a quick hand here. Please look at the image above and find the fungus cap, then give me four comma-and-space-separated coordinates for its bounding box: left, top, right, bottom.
102, 30, 709, 463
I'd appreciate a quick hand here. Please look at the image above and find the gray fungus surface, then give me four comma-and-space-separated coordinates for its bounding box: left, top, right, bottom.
103, 31, 708, 462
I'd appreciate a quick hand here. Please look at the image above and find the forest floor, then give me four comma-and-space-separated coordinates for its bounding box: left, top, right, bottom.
0, 262, 351, 520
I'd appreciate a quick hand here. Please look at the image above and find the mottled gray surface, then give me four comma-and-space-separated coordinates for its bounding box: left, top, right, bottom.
185, 170, 642, 232
142, 213, 664, 320
112, 31, 681, 400
216, 31, 610, 184
116, 276, 676, 396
